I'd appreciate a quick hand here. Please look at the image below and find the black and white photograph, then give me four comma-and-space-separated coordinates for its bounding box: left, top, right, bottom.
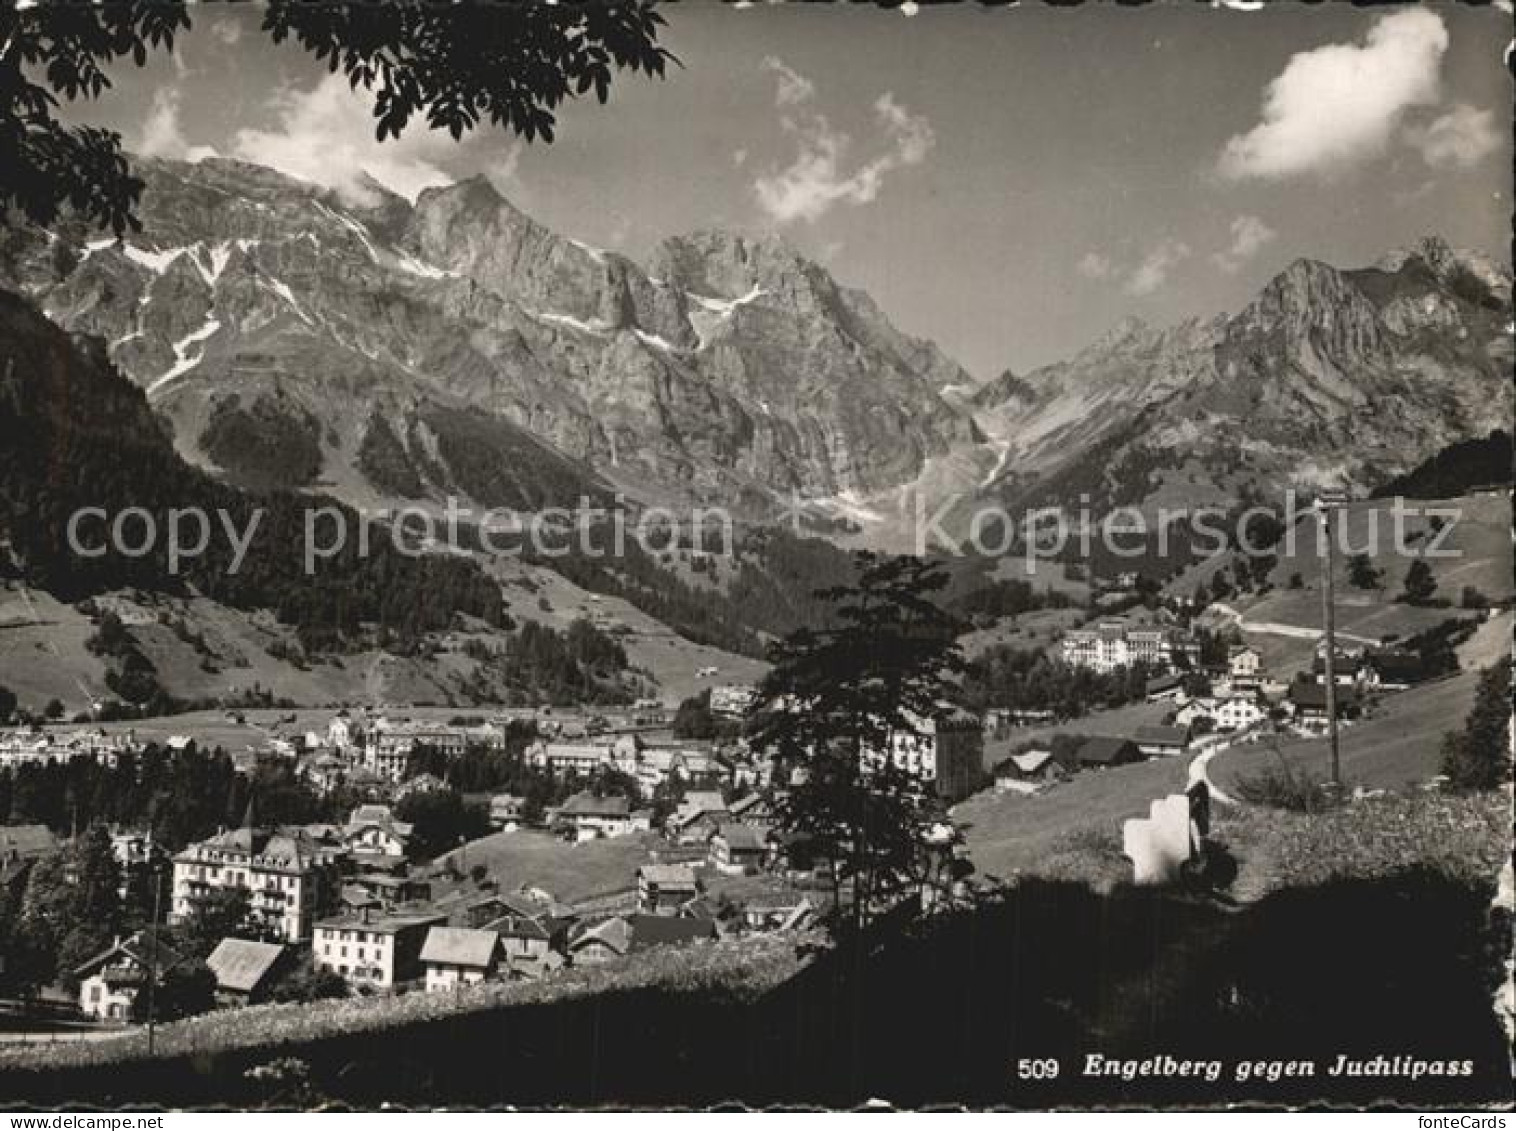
0, 0, 1512, 1114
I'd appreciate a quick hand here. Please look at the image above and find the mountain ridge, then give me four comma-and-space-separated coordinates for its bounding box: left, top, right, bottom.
1, 157, 1509, 550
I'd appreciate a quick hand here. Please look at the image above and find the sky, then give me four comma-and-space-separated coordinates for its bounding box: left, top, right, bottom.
66, 2, 1513, 379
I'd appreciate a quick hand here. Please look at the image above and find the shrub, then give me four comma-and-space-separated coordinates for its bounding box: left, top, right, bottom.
1219, 792, 1509, 894
1232, 757, 1345, 814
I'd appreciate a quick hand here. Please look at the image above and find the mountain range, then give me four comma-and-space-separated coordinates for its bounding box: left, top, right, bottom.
0, 155, 1510, 544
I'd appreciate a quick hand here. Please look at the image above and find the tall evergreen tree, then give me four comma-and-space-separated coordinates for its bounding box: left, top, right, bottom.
745, 552, 967, 936
1442, 662, 1513, 792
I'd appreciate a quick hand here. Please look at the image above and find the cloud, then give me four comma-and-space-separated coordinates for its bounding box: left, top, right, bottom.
1406, 103, 1501, 169
732, 148, 749, 168
137, 88, 219, 163
753, 58, 935, 224
761, 56, 816, 108
232, 72, 460, 204
208, 17, 243, 47
1218, 9, 1448, 180
1212, 215, 1277, 273
1076, 252, 1114, 281
1124, 240, 1191, 296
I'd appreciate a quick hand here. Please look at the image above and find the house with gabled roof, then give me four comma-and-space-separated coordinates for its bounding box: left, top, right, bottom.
993, 748, 1059, 792
483, 898, 573, 978
708, 823, 769, 875
665, 790, 730, 844
206, 938, 286, 1006
343, 804, 412, 870
313, 908, 446, 991
1134, 725, 1191, 758
637, 863, 700, 914
420, 926, 503, 991
566, 916, 633, 966
75, 929, 184, 1021
1061, 735, 1141, 771
554, 791, 636, 841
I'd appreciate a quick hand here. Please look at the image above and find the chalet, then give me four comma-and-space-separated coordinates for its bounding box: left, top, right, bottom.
1227, 645, 1263, 686
75, 930, 184, 1021
666, 791, 730, 844
433, 888, 518, 929
1134, 725, 1191, 758
1067, 735, 1141, 770
1289, 680, 1362, 727
484, 900, 571, 978
343, 804, 412, 870
626, 913, 719, 954
1214, 694, 1266, 731
565, 912, 721, 962
555, 792, 636, 841
313, 909, 446, 991
637, 863, 700, 914
741, 898, 816, 933
993, 748, 1058, 792
1173, 697, 1219, 729
708, 823, 769, 875
1365, 647, 1426, 691
489, 793, 526, 831
350, 872, 431, 909
205, 938, 286, 1007
566, 917, 632, 965
420, 927, 502, 991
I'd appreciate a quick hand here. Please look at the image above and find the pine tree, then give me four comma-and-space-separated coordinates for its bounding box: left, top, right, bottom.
1441, 662, 1512, 791
746, 552, 968, 936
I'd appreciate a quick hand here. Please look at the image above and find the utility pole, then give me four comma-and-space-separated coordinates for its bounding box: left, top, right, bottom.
146, 863, 163, 1056
1317, 494, 1347, 789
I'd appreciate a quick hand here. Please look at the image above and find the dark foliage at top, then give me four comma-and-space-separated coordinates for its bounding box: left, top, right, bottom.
1, 1, 669, 235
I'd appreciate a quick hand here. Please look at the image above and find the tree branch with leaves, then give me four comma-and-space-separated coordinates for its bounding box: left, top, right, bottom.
1, 1, 672, 236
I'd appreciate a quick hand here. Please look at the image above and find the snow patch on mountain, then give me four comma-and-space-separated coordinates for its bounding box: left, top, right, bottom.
149, 318, 222, 395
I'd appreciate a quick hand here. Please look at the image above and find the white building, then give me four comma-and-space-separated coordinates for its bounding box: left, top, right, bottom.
313, 909, 445, 991
343, 804, 412, 869
1214, 695, 1266, 731
1061, 620, 1178, 674
74, 931, 183, 1021
528, 741, 614, 776
863, 707, 986, 804
710, 685, 756, 717
172, 824, 344, 941
1228, 645, 1264, 688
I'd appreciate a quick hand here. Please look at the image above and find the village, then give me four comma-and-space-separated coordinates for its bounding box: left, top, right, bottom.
0, 588, 1474, 1039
